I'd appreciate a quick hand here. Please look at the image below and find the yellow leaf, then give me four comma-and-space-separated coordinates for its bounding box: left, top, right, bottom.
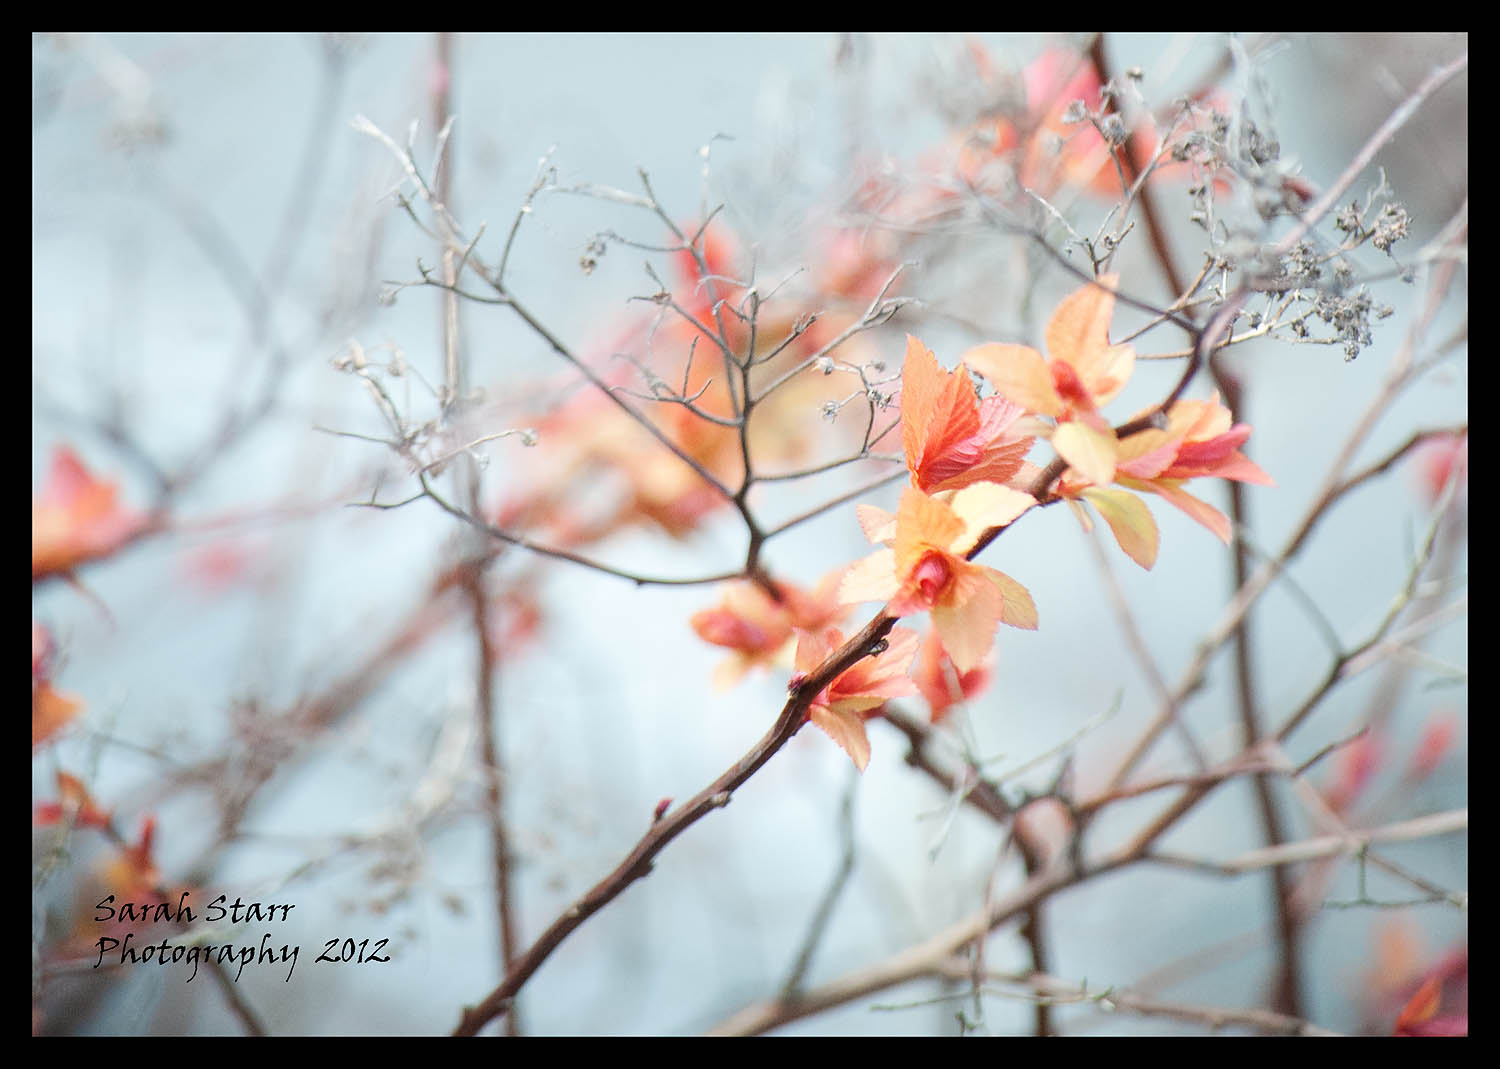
856, 503, 897, 544
949, 481, 1035, 552
839, 549, 900, 604
1082, 487, 1159, 569
989, 570, 1039, 630
1052, 421, 1118, 486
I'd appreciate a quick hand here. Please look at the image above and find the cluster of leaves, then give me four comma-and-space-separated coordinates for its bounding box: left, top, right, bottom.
697, 275, 1271, 770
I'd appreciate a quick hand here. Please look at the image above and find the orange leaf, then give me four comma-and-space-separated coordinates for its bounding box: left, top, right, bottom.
931, 571, 1004, 673
809, 705, 872, 771
963, 343, 1062, 416
848, 488, 1032, 671
35, 771, 111, 828
32, 623, 83, 748
33, 447, 147, 581
836, 626, 920, 710
1394, 976, 1443, 1034
1165, 395, 1232, 440
98, 817, 162, 900
1046, 276, 1115, 369
693, 572, 848, 688
945, 434, 1033, 490
892, 488, 967, 577
901, 336, 980, 486
913, 630, 992, 723
899, 337, 1035, 493
899, 335, 943, 470
797, 626, 919, 769
1045, 274, 1135, 401
33, 683, 82, 749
